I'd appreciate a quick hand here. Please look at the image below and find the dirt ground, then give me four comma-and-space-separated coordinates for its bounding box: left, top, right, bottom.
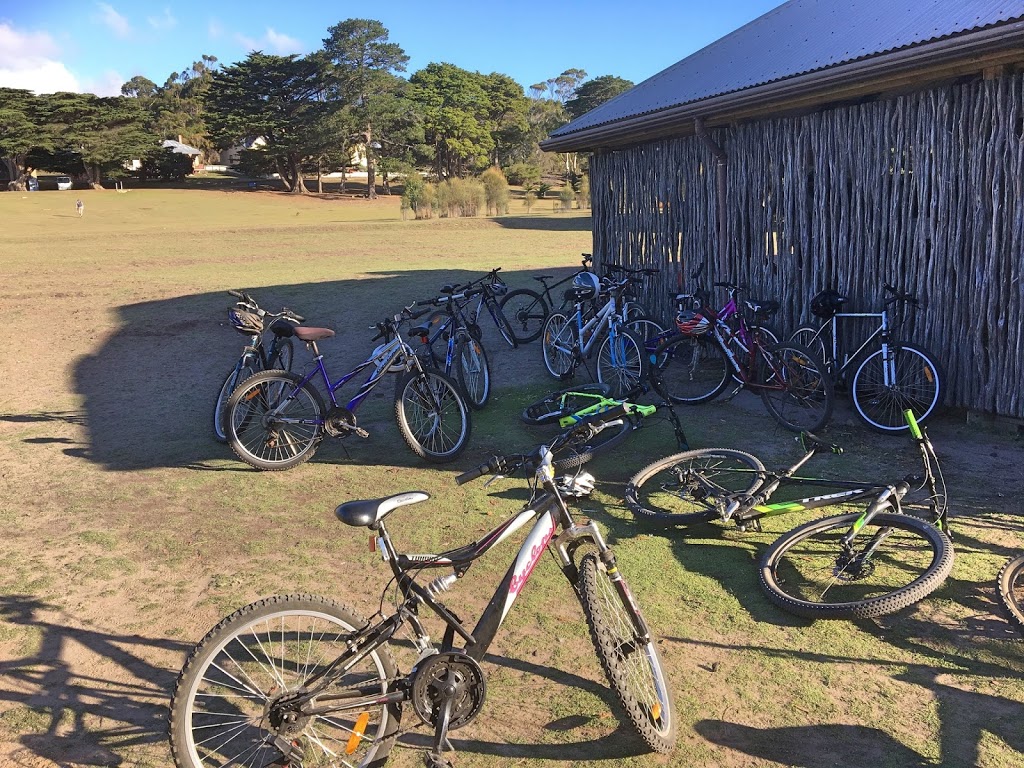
1, 197, 1023, 768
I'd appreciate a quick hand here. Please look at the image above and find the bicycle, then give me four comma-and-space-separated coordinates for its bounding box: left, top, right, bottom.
521, 382, 690, 456
225, 307, 471, 471
410, 286, 492, 410
452, 267, 518, 349
626, 410, 953, 620
650, 282, 834, 433
541, 273, 648, 398
168, 420, 677, 768
790, 284, 942, 433
213, 290, 304, 443
499, 253, 595, 344
997, 551, 1024, 634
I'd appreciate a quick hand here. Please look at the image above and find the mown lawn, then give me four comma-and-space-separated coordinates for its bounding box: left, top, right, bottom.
0, 186, 1022, 768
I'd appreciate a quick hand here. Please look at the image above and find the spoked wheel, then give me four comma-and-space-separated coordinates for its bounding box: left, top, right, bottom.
577, 553, 676, 754
851, 343, 942, 433
551, 415, 633, 471
394, 370, 471, 463
269, 336, 295, 372
213, 361, 256, 443
996, 553, 1024, 634
626, 448, 766, 526
521, 383, 613, 426
758, 342, 834, 432
488, 301, 519, 349
649, 334, 730, 404
227, 371, 325, 470
541, 312, 577, 379
596, 328, 648, 399
168, 594, 401, 768
454, 337, 491, 410
499, 288, 548, 344
759, 511, 954, 619
790, 326, 829, 375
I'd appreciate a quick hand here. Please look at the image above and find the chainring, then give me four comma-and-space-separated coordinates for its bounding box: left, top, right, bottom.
324, 406, 358, 437
410, 651, 486, 730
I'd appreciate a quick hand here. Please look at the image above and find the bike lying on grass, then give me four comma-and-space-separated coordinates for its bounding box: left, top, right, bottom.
226, 307, 471, 471
213, 290, 304, 443
997, 551, 1024, 635
626, 410, 952, 619
169, 417, 676, 768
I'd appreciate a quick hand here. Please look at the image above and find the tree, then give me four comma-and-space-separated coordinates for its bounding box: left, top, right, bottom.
204, 52, 341, 193
481, 73, 530, 167
322, 19, 409, 198
0, 88, 52, 185
565, 75, 634, 120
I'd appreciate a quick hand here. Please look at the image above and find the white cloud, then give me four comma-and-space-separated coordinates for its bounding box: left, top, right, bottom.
148, 8, 177, 31
96, 2, 131, 38
0, 23, 81, 94
85, 69, 127, 97
235, 27, 304, 56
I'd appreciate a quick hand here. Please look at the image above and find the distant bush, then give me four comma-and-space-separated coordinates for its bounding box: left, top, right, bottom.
505, 161, 541, 187
480, 167, 510, 215
577, 174, 590, 210
537, 182, 551, 199
558, 184, 574, 211
435, 177, 485, 217
523, 191, 537, 213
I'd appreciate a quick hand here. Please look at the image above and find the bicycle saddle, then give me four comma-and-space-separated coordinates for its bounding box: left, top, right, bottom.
744, 299, 780, 317
336, 491, 430, 528
294, 327, 335, 342
533, 274, 553, 281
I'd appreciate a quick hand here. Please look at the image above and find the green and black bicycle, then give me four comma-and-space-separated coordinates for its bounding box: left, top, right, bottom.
626, 410, 952, 620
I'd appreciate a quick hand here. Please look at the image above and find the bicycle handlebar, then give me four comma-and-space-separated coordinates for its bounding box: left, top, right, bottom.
883, 283, 920, 307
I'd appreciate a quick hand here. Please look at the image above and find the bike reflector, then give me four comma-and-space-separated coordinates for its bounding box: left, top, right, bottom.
345, 711, 371, 754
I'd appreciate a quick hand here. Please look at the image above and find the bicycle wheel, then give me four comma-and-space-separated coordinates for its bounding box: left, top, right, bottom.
577, 552, 676, 754
649, 334, 730, 404
488, 299, 518, 349
520, 383, 612, 426
596, 328, 648, 399
626, 315, 669, 356
213, 359, 256, 443
790, 325, 828, 373
759, 511, 954, 619
759, 342, 834, 432
269, 336, 295, 372
454, 337, 491, 410
394, 369, 471, 463
499, 288, 548, 344
997, 553, 1024, 633
541, 312, 577, 379
551, 415, 633, 470
228, 371, 325, 471
626, 449, 765, 526
169, 594, 401, 768
851, 343, 942, 433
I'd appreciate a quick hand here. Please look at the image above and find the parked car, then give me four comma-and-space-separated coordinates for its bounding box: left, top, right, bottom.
56, 176, 73, 190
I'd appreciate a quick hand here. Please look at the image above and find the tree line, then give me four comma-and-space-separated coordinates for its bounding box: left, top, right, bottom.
0, 19, 632, 196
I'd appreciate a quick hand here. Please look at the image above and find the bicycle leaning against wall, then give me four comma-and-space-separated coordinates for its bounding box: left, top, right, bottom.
790, 284, 942, 433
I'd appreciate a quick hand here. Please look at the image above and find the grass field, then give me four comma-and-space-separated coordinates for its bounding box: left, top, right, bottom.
1, 186, 1023, 768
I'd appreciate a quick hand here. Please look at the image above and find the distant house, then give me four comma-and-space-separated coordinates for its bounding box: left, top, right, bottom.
542, 0, 1024, 419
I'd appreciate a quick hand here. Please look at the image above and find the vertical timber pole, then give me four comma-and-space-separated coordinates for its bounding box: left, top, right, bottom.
694, 118, 728, 267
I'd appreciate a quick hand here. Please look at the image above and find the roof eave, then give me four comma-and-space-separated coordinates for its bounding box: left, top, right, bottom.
541, 19, 1024, 153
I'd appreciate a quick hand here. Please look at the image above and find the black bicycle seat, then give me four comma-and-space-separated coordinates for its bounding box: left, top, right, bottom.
336, 491, 429, 528
533, 275, 554, 281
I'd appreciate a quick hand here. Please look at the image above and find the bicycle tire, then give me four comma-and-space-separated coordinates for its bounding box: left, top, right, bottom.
541, 312, 577, 379
851, 343, 942, 433
499, 288, 548, 344
997, 553, 1024, 634
649, 334, 731, 404
520, 383, 613, 426
626, 448, 766, 526
790, 325, 829, 374
394, 369, 471, 463
551, 416, 633, 470
488, 299, 518, 349
759, 510, 954, 619
454, 337, 491, 410
269, 336, 295, 372
758, 342, 834, 433
168, 594, 401, 768
577, 553, 676, 753
596, 328, 648, 399
213, 359, 256, 443
227, 370, 325, 471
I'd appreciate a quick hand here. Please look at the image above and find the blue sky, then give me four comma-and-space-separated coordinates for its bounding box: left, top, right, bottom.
0, 1, 782, 96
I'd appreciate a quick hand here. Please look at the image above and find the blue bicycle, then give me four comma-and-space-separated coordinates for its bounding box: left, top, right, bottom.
226, 307, 471, 471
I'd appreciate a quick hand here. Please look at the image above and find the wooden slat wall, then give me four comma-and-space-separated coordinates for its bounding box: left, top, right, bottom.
590, 73, 1024, 418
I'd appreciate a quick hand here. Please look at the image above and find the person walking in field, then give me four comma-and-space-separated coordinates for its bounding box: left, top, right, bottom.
76, 199, 84, 217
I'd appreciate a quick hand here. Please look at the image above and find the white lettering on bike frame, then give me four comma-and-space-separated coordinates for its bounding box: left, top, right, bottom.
500, 511, 557, 623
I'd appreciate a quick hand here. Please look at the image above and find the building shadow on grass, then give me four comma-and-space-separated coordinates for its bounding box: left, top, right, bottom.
35, 269, 564, 472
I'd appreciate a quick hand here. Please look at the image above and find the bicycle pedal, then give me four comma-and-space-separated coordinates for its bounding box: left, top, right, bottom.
723, 384, 744, 401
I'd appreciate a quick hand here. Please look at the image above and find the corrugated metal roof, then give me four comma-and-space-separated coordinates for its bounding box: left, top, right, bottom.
549, 0, 1024, 140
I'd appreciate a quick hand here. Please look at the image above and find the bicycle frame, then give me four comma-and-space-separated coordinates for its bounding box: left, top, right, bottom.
809, 310, 889, 379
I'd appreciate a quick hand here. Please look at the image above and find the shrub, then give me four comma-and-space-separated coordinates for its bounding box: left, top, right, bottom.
523, 191, 537, 213
435, 177, 485, 217
504, 161, 542, 187
577, 174, 590, 210
480, 167, 510, 215
537, 182, 551, 199
558, 184, 574, 211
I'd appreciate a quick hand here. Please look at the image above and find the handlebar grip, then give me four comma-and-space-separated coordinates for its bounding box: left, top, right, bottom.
455, 456, 502, 485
